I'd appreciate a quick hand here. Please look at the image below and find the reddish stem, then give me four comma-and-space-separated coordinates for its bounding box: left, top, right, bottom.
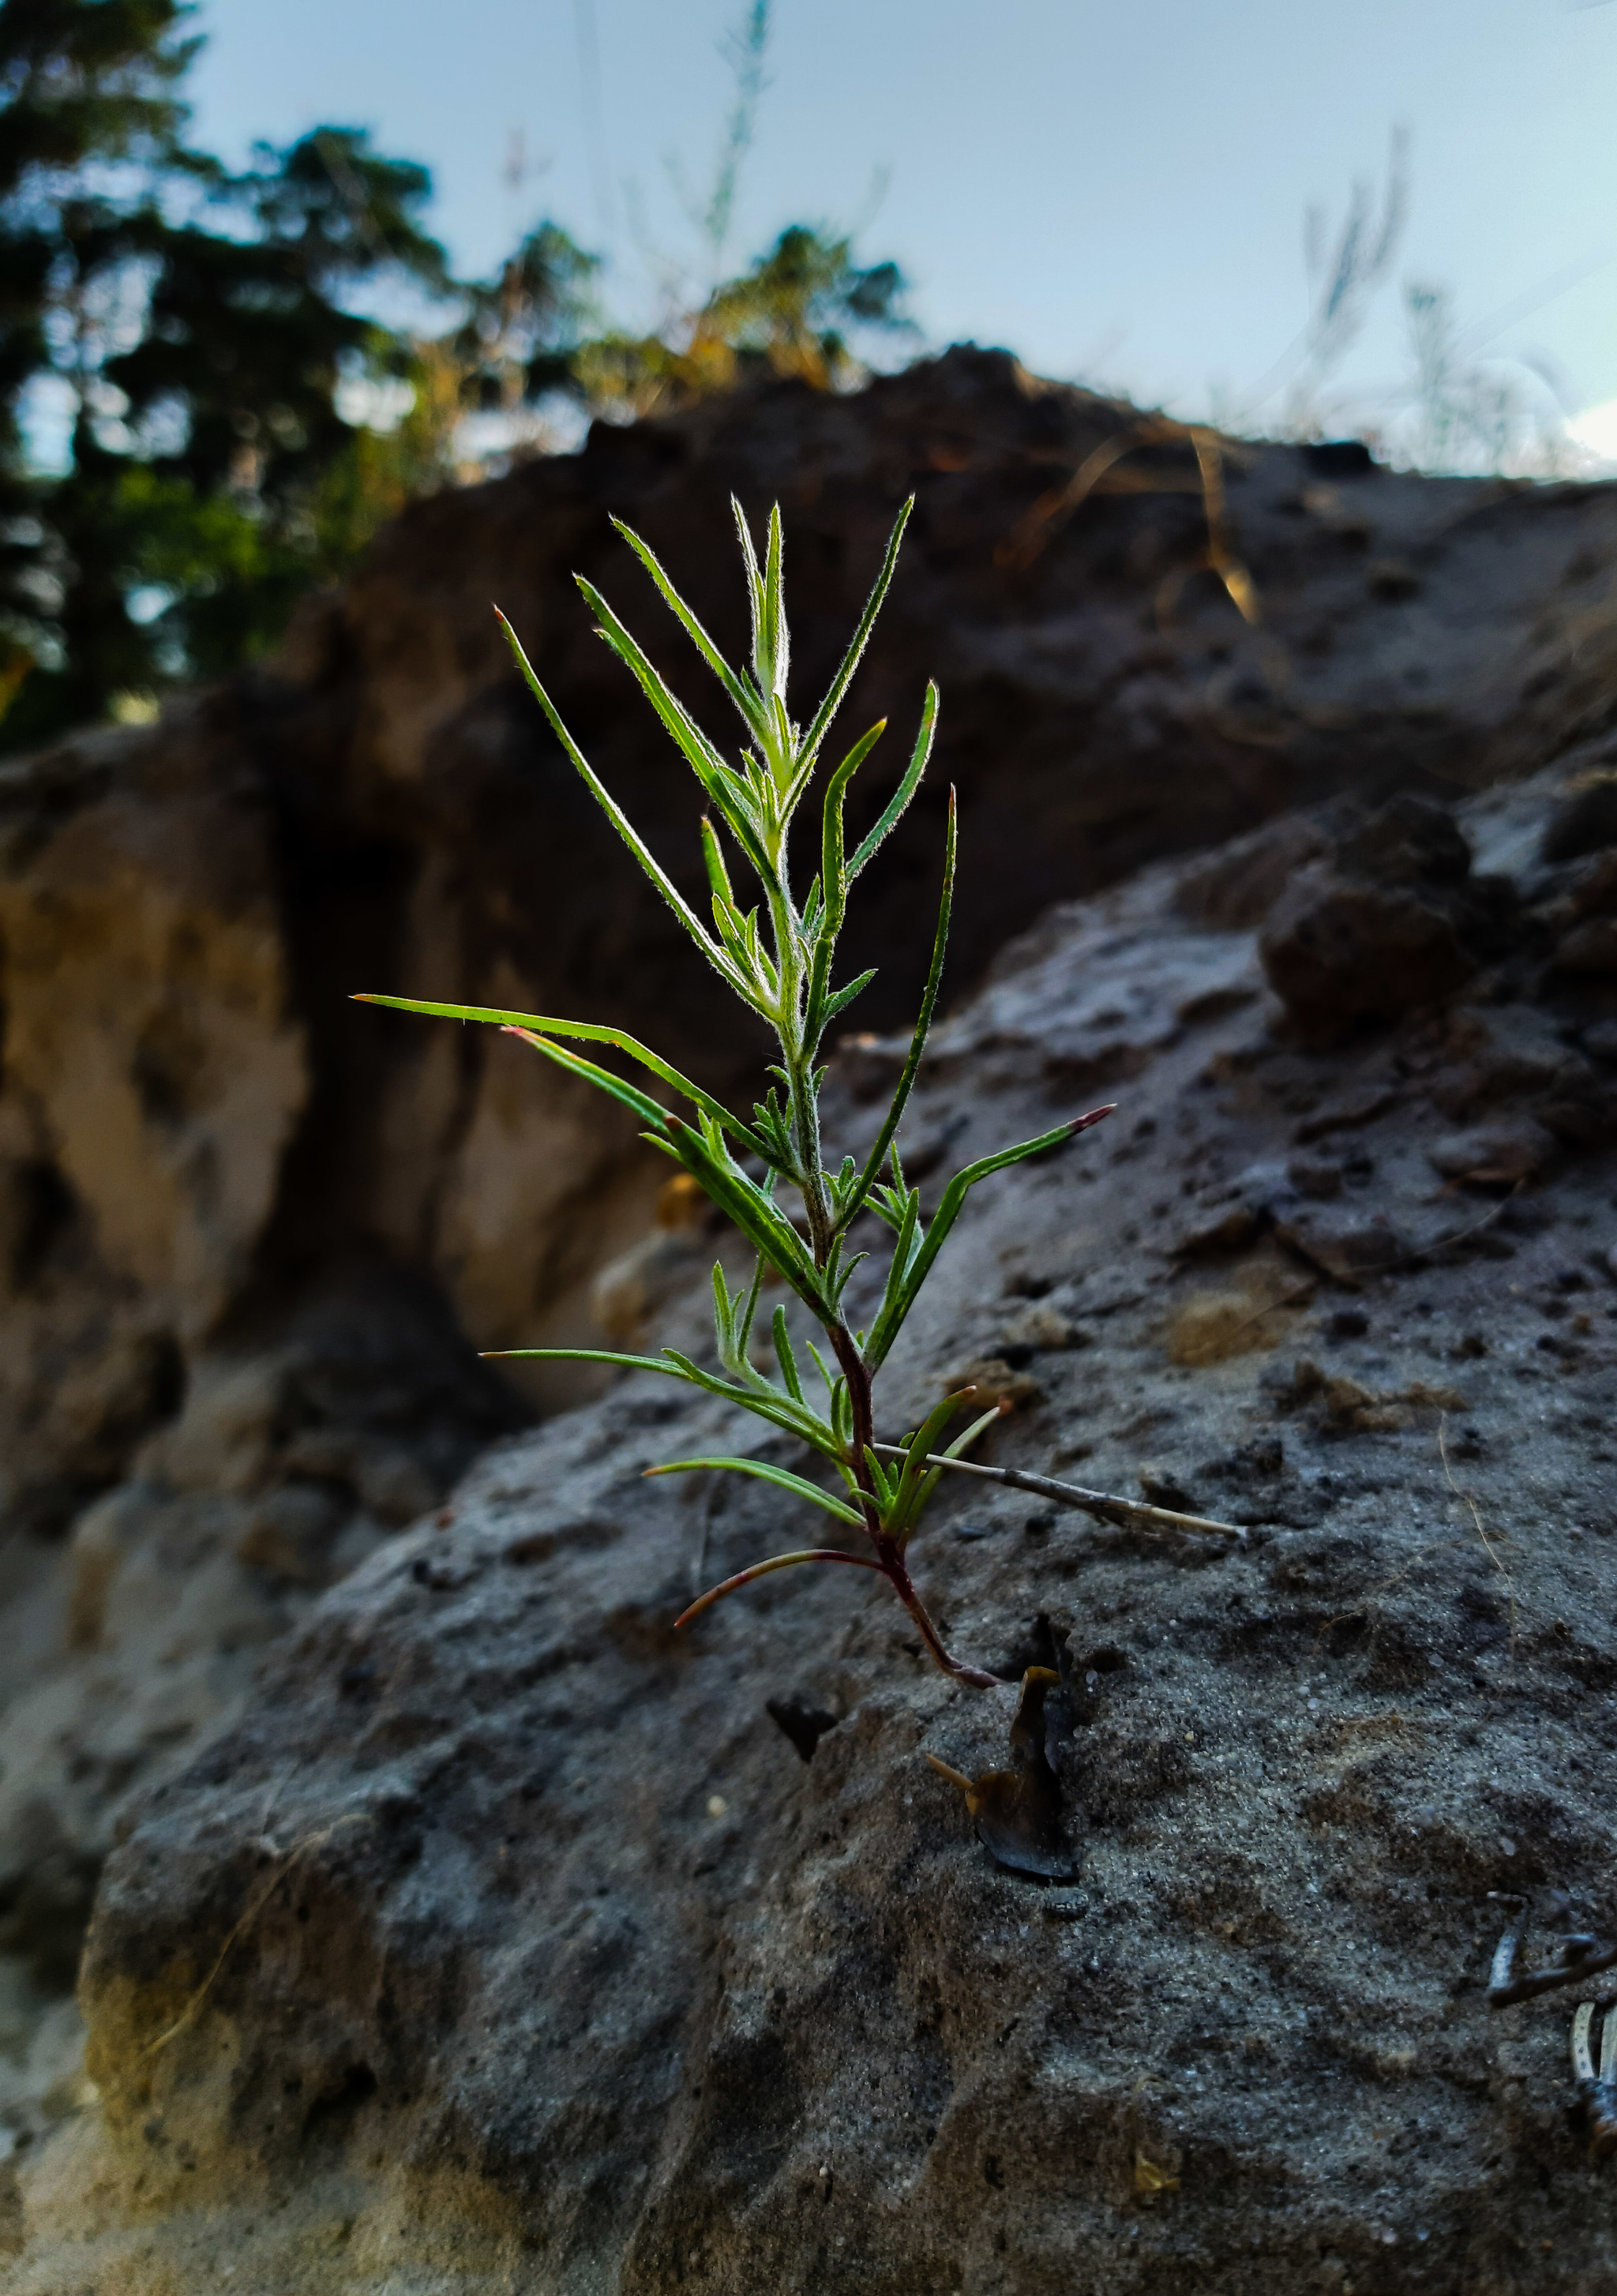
876, 1541, 1003, 1689
675, 1546, 884, 1630
823, 1321, 1001, 1687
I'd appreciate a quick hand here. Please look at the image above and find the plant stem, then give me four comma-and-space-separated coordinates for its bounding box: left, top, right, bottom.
827, 1320, 876, 1510
790, 1050, 833, 1261
824, 1322, 1000, 1686
880, 1543, 1001, 1689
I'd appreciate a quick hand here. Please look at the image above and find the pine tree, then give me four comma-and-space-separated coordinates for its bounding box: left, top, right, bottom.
0, 2, 451, 748
0, 0, 197, 726
0, 1, 914, 753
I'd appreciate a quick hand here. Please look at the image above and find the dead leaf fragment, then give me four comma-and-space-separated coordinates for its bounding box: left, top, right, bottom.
1166, 1291, 1286, 1365
1134, 2148, 1180, 2196
946, 1357, 1043, 1409
1401, 1380, 1468, 1412
927, 1667, 1077, 1879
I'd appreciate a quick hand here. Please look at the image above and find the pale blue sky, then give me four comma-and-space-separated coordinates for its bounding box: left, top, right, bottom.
187, 0, 1617, 433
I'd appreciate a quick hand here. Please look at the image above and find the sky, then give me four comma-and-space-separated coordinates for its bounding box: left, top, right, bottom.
186, 0, 1617, 448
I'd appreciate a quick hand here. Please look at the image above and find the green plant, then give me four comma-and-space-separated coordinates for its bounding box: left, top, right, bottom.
1, 0, 452, 752
357, 503, 1112, 1686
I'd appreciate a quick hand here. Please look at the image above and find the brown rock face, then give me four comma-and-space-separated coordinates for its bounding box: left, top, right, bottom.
1259, 794, 1527, 1030
11, 357, 1617, 2287
21, 754, 1617, 2294
1261, 863, 1477, 1022
0, 723, 308, 1529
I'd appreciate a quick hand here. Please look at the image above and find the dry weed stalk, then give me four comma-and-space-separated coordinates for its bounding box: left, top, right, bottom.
997, 413, 1262, 632
142, 1814, 372, 2057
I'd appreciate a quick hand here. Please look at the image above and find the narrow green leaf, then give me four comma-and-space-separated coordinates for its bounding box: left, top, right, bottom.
905, 1390, 974, 1477
837, 787, 956, 1221
887, 1390, 977, 1540
734, 1254, 767, 1364
798, 496, 914, 771
352, 995, 770, 1155
861, 1184, 907, 1236
662, 1115, 829, 1318
805, 1338, 839, 1399
482, 1345, 701, 1376
658, 1350, 839, 1456
906, 1400, 1007, 1527
711, 1261, 734, 1355
942, 1401, 1004, 1461
503, 1026, 673, 1132
768, 692, 794, 788
611, 516, 770, 739
818, 968, 877, 1030
802, 717, 886, 1034
772, 1304, 805, 1404
700, 816, 735, 909
643, 1455, 865, 1526
575, 579, 775, 886
848, 680, 939, 883
865, 1183, 921, 1341
496, 610, 733, 984
861, 1446, 895, 1510
486, 1344, 843, 1460
710, 894, 756, 977
865, 1104, 1116, 1370
733, 497, 768, 697
762, 502, 789, 702
830, 1249, 868, 1311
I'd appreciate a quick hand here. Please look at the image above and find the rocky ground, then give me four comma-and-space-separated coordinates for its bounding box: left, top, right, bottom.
7, 751, 1617, 2290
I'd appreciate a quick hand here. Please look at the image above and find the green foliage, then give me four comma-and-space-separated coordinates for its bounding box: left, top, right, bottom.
450, 221, 601, 418
358, 508, 1112, 1685
0, 0, 913, 752
573, 225, 910, 419
0, 0, 454, 751
0, 0, 193, 720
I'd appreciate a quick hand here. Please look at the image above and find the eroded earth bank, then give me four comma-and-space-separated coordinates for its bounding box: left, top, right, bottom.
5, 353, 1617, 2290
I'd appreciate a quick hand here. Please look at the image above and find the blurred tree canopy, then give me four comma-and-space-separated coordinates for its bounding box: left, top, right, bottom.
0, 0, 911, 752
575, 226, 906, 418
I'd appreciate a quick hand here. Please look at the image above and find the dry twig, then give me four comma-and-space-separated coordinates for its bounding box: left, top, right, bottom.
143, 1814, 371, 2057
997, 416, 1262, 632
869, 1443, 1247, 1540
1440, 1412, 1517, 1655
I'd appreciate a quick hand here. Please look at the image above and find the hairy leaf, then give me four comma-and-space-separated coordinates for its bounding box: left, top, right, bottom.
351, 993, 767, 1155
497, 609, 737, 988
643, 1454, 865, 1526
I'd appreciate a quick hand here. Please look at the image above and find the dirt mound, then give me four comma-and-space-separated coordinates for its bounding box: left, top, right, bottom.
9, 354, 1617, 2283
9, 753, 1617, 2290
